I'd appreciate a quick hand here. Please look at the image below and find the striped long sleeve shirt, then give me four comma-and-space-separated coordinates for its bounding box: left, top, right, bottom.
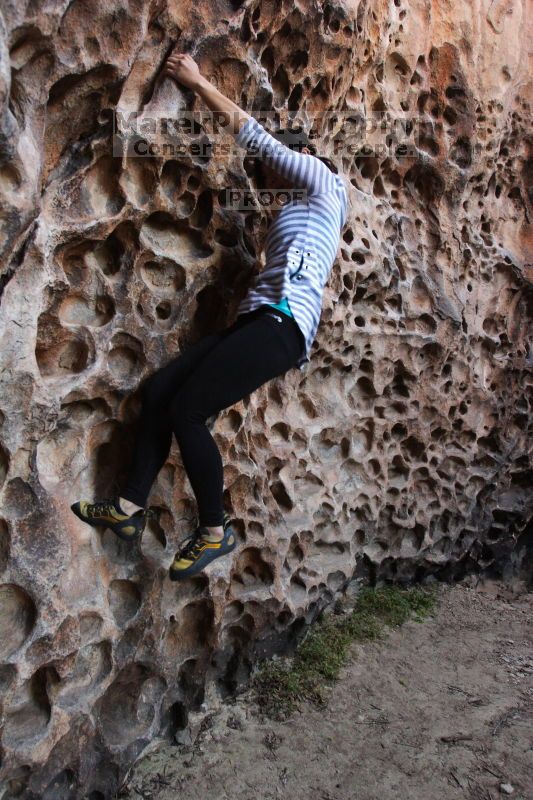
233, 116, 349, 370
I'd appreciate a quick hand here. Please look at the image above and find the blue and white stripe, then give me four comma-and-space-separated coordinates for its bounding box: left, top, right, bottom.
233, 116, 348, 370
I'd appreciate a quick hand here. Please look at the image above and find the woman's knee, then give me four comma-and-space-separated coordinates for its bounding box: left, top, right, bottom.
168, 388, 205, 432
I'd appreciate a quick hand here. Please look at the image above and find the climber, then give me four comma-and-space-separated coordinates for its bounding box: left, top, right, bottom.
71, 51, 348, 581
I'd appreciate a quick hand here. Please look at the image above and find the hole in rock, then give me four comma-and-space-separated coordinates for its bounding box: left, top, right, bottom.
95, 222, 138, 276
190, 190, 213, 228
58, 292, 115, 327
0, 444, 9, 490
120, 156, 158, 206
4, 764, 31, 797
232, 547, 274, 590
95, 663, 162, 746
0, 664, 17, 692
36, 314, 94, 377
403, 162, 445, 204
108, 580, 142, 626
138, 254, 186, 296
161, 700, 188, 738
270, 480, 293, 511
160, 159, 186, 203
78, 612, 104, 643
2, 665, 56, 746
107, 332, 145, 380
0, 584, 37, 659
42, 767, 76, 800
155, 300, 172, 319
43, 65, 121, 181
164, 600, 215, 658
56, 641, 112, 707
178, 658, 205, 710
47, 153, 125, 220
140, 212, 213, 264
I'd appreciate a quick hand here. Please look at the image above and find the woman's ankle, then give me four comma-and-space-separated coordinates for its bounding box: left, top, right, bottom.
203, 525, 224, 540
119, 496, 144, 515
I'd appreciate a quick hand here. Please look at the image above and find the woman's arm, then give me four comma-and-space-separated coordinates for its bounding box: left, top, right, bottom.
162, 52, 335, 196
162, 52, 250, 135
231, 117, 336, 196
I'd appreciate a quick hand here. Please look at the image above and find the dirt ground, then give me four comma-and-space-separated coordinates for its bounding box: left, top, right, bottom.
117, 578, 533, 800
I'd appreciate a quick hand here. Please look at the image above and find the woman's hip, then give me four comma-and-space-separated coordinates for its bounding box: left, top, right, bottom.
229, 304, 305, 363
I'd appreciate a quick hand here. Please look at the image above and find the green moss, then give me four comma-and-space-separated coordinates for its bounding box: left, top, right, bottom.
252, 583, 439, 720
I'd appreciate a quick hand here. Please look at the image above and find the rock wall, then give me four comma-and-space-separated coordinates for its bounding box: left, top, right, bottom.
0, 0, 531, 797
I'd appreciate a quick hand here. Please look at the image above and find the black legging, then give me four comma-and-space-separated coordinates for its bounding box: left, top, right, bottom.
120, 305, 305, 526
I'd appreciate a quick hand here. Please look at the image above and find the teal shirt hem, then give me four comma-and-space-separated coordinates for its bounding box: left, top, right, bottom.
266, 297, 294, 318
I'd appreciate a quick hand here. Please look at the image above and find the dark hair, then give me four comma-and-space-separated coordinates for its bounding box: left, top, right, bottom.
270, 126, 316, 153
316, 155, 338, 174
269, 127, 338, 174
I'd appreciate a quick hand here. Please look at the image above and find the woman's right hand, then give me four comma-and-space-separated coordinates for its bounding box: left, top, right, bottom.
161, 52, 205, 91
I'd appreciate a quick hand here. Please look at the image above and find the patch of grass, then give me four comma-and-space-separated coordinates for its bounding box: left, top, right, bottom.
251, 583, 439, 720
